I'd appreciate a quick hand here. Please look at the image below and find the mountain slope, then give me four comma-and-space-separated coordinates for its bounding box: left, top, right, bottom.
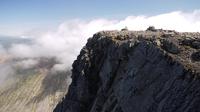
54, 28, 200, 112
0, 64, 70, 112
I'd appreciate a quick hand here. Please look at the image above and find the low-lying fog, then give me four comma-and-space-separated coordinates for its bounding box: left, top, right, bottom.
0, 10, 200, 85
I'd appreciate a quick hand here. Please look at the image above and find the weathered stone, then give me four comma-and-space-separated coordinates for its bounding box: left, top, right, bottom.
191, 51, 200, 61
146, 26, 156, 32
192, 41, 200, 49
121, 26, 128, 31
181, 38, 193, 46
161, 39, 180, 54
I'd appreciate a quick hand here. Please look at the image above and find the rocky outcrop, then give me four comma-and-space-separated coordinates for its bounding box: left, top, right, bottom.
54, 28, 200, 112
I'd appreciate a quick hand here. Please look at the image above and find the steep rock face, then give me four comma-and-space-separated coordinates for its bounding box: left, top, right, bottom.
54, 29, 200, 112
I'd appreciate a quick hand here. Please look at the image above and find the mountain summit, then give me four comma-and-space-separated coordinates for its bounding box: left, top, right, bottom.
54, 28, 200, 112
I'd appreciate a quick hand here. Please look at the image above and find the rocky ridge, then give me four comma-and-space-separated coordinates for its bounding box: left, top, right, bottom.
54, 27, 200, 112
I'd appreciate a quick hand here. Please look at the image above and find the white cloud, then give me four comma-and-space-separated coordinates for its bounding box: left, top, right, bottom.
0, 10, 199, 85
2, 10, 200, 72
0, 63, 14, 86
0, 45, 7, 56
15, 59, 38, 69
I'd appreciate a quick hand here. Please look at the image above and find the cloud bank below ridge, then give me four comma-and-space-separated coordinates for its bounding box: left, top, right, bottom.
0, 10, 200, 83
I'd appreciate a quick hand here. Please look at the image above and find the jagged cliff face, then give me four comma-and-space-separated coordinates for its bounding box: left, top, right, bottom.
54, 29, 200, 112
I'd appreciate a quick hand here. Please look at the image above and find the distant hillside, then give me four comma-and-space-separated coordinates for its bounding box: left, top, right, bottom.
0, 57, 70, 112
0, 36, 31, 48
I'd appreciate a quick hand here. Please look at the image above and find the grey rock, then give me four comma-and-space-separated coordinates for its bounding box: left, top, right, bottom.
191, 51, 200, 61
181, 38, 194, 46
192, 41, 200, 49
181, 38, 200, 49
54, 30, 200, 112
146, 26, 156, 32
121, 26, 128, 31
160, 39, 180, 54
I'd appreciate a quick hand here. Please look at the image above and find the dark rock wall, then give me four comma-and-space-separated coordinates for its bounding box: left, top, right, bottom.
54, 30, 200, 112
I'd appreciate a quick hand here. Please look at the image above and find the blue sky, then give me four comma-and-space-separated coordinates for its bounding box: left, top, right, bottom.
0, 0, 199, 36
